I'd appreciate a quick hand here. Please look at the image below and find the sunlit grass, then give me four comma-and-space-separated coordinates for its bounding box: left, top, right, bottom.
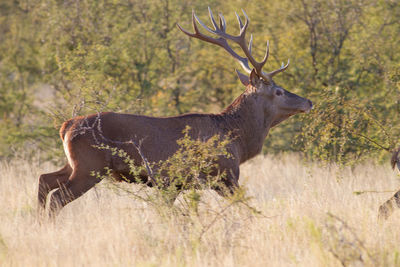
1, 154, 400, 266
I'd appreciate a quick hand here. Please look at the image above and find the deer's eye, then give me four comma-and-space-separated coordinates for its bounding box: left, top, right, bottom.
276, 90, 283, 96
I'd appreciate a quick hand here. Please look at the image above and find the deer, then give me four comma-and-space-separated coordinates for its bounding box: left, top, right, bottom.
378, 147, 400, 220
38, 7, 313, 216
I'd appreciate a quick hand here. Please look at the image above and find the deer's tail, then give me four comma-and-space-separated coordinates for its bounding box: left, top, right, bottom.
59, 119, 74, 141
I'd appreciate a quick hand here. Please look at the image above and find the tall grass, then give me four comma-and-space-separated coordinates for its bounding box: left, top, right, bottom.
0, 154, 399, 266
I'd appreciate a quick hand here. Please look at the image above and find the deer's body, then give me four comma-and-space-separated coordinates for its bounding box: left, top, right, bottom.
38, 8, 313, 216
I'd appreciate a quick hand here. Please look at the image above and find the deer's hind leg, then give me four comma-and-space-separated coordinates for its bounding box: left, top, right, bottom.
213, 166, 240, 197
378, 190, 400, 220
48, 168, 101, 216
38, 164, 72, 212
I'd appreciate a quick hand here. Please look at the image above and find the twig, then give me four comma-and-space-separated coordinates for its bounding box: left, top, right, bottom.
324, 117, 391, 152
127, 139, 157, 187
353, 190, 396, 195
326, 212, 376, 264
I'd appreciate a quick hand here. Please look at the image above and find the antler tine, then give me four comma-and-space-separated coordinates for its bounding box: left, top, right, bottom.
208, 6, 220, 31
193, 11, 215, 35
177, 9, 253, 74
219, 12, 226, 31
176, 10, 195, 36
231, 10, 273, 80
178, 8, 290, 81
260, 41, 269, 67
265, 59, 290, 77
177, 11, 227, 53
239, 9, 249, 37
248, 34, 253, 55
192, 11, 201, 34
179, 8, 290, 78
176, 10, 211, 37
235, 11, 244, 30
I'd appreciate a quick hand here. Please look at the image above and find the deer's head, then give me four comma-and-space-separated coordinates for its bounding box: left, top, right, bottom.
178, 7, 312, 126
239, 69, 313, 127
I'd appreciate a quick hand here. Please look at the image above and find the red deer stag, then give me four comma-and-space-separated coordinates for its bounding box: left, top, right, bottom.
378, 147, 400, 220
38, 8, 313, 215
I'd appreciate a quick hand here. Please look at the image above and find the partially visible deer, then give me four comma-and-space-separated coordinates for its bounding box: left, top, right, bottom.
38, 8, 313, 216
378, 147, 400, 220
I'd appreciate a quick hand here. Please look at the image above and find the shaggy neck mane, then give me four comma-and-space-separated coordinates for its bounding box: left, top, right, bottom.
221, 93, 247, 114
218, 86, 270, 163
221, 86, 256, 115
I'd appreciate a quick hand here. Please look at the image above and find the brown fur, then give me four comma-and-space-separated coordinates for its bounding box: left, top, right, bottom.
59, 119, 74, 141
38, 75, 312, 216
39, 9, 313, 216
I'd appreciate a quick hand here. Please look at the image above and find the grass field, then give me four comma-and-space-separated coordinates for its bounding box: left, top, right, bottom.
0, 154, 400, 266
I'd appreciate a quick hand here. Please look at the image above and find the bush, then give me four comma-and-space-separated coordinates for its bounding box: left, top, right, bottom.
92, 126, 259, 238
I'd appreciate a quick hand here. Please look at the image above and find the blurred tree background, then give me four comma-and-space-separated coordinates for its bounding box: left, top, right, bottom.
0, 0, 399, 164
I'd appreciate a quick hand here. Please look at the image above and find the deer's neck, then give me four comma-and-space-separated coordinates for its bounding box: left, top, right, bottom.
220, 92, 272, 163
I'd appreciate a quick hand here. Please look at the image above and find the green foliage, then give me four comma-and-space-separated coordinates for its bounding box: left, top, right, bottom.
262, 0, 400, 162
93, 126, 258, 240
94, 126, 233, 204
153, 126, 232, 191
296, 86, 400, 164
0, 0, 399, 165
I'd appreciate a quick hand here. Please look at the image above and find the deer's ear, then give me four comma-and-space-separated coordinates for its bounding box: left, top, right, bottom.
235, 70, 250, 86
249, 69, 259, 86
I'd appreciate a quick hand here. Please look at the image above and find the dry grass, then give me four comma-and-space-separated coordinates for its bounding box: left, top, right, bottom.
1, 154, 400, 266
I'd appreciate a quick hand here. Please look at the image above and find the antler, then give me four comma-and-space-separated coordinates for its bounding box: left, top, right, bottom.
177, 7, 290, 81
